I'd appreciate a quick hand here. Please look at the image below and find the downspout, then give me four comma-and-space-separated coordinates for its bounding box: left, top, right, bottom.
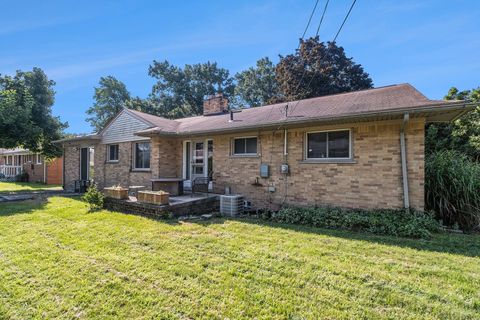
62, 144, 66, 190
284, 129, 288, 156
43, 158, 47, 184
400, 113, 410, 208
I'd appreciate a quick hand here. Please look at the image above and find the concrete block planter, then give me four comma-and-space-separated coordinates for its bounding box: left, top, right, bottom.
104, 187, 129, 200
138, 190, 170, 205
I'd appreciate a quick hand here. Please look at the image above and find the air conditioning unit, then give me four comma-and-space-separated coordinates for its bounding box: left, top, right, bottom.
220, 194, 244, 217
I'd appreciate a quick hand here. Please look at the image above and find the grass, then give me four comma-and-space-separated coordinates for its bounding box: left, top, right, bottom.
0, 197, 479, 319
0, 181, 62, 193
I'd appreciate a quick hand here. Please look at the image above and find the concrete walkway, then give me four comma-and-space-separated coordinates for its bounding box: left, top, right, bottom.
0, 190, 79, 202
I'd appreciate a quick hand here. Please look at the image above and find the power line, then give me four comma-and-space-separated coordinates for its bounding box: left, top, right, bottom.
289, 0, 356, 116
333, 0, 357, 42
301, 0, 320, 41
287, 0, 329, 116
315, 0, 330, 37
262, 0, 320, 124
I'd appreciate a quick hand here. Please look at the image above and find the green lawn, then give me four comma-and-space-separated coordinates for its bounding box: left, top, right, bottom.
0, 181, 62, 193
0, 197, 479, 319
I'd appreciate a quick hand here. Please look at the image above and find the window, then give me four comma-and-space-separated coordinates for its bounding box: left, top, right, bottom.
107, 144, 119, 162
134, 142, 150, 169
35, 154, 42, 164
306, 130, 351, 159
233, 137, 257, 155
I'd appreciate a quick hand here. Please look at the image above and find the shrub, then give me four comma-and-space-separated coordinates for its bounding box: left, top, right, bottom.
82, 184, 105, 212
271, 206, 439, 239
15, 172, 29, 182
425, 150, 480, 231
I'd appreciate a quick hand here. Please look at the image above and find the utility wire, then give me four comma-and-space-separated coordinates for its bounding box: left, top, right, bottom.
333, 0, 357, 42
301, 0, 320, 42
315, 0, 330, 37
288, 0, 330, 116
289, 0, 356, 116
262, 0, 320, 124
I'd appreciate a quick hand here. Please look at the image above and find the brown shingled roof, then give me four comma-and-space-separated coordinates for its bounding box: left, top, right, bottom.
133, 83, 469, 136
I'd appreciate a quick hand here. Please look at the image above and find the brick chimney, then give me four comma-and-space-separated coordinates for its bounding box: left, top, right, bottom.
203, 93, 228, 116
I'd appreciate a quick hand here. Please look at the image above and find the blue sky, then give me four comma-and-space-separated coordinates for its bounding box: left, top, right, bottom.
1, 0, 479, 133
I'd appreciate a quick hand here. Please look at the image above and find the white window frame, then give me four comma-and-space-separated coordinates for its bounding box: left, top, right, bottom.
232, 136, 258, 156
107, 144, 119, 162
35, 153, 42, 164
133, 141, 151, 170
305, 129, 352, 160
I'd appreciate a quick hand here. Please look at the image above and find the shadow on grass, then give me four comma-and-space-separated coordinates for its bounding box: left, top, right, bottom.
0, 196, 49, 217
192, 217, 480, 258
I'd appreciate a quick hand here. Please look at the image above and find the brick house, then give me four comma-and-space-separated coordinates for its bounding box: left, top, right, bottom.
56, 84, 471, 210
0, 148, 63, 184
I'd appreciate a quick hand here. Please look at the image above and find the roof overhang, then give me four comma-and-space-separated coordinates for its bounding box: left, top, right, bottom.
0, 149, 31, 155
135, 102, 474, 137
53, 134, 101, 144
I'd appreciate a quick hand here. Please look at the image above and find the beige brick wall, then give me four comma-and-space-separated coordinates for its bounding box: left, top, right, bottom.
94, 141, 153, 189
62, 118, 425, 210
64, 145, 80, 192
200, 118, 425, 210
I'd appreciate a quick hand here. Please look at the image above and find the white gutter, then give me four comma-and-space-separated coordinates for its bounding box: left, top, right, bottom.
284, 129, 288, 156
43, 161, 47, 184
400, 113, 410, 208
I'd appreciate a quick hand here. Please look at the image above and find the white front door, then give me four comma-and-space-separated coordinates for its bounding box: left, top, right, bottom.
191, 141, 205, 181
183, 140, 213, 190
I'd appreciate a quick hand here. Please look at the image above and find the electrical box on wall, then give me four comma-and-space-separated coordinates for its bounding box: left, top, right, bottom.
260, 163, 269, 178
281, 164, 289, 174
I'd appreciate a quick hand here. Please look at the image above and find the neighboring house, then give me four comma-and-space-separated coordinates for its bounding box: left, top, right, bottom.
0, 148, 63, 184
55, 84, 472, 210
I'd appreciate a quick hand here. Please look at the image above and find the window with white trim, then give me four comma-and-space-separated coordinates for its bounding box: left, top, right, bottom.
233, 137, 257, 155
306, 129, 351, 159
107, 144, 119, 162
134, 142, 150, 169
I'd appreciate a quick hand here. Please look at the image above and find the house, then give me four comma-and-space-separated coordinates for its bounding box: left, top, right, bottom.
0, 148, 63, 184
55, 84, 471, 210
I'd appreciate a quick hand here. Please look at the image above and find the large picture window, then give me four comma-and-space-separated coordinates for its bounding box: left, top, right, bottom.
107, 144, 119, 162
306, 130, 351, 159
233, 137, 257, 155
134, 142, 150, 169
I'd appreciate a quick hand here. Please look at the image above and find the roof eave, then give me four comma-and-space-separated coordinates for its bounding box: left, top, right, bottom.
53, 135, 101, 144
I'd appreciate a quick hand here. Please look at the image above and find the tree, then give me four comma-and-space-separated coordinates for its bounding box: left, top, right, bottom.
86, 76, 131, 131
233, 57, 282, 108
148, 60, 235, 118
0, 68, 67, 158
426, 86, 480, 160
276, 37, 373, 101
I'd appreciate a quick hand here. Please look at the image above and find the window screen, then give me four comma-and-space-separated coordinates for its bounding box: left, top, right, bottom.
307, 130, 350, 159
233, 137, 257, 155
135, 142, 151, 169
108, 144, 119, 161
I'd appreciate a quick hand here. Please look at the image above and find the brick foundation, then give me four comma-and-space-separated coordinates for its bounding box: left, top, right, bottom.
104, 196, 220, 219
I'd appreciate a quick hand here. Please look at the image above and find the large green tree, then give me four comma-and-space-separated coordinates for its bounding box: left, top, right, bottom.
0, 68, 67, 157
148, 60, 235, 118
276, 37, 373, 101
233, 57, 282, 108
426, 86, 480, 160
86, 76, 131, 131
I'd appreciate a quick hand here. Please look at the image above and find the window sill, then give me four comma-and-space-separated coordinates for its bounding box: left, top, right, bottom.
131, 169, 151, 172
230, 154, 260, 159
106, 160, 119, 164
299, 159, 356, 164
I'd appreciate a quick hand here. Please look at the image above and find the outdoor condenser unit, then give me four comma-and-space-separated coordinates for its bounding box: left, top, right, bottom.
220, 195, 244, 217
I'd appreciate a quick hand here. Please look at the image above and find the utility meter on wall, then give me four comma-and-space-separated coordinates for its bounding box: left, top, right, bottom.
281, 164, 289, 174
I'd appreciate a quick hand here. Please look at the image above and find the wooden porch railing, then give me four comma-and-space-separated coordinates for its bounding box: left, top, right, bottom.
0, 165, 23, 178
